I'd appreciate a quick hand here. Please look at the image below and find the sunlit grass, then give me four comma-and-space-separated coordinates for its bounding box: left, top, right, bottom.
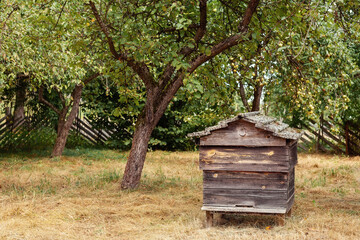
0, 150, 359, 239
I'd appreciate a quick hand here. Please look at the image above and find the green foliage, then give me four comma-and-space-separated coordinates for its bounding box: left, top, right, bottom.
0, 125, 56, 152
1, 0, 360, 154
261, 1, 360, 127
65, 132, 94, 149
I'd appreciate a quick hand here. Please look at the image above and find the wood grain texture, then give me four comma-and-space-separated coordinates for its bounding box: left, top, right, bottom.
203, 171, 289, 190
201, 206, 287, 214
206, 211, 213, 228
199, 146, 292, 172
203, 188, 289, 207
290, 143, 298, 165
200, 120, 286, 147
202, 168, 296, 212
286, 193, 295, 212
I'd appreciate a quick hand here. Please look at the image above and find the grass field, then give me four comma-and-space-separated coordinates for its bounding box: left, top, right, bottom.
0, 149, 359, 240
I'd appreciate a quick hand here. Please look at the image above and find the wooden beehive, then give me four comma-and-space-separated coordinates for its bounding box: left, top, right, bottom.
188, 112, 303, 226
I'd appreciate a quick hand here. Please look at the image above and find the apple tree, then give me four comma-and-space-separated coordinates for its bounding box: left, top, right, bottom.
0, 1, 103, 157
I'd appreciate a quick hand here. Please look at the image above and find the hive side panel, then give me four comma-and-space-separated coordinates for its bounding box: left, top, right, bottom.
203, 188, 289, 209
200, 120, 287, 147
289, 143, 298, 166
287, 167, 295, 198
203, 170, 291, 210
286, 192, 295, 212
199, 146, 291, 172
203, 171, 289, 190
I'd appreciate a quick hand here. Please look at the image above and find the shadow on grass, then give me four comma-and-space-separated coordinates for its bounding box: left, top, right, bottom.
0, 147, 127, 163
215, 213, 286, 228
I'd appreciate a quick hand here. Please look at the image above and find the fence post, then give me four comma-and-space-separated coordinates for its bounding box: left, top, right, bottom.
5, 107, 12, 129
345, 121, 350, 155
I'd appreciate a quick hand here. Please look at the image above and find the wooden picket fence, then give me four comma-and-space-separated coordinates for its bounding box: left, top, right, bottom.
0, 115, 54, 150
0, 114, 113, 150
1, 112, 359, 155
71, 117, 112, 145
298, 116, 360, 155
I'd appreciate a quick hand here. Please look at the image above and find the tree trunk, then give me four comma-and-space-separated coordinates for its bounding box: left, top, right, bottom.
51, 110, 69, 157
121, 87, 170, 189
239, 81, 251, 112
51, 85, 83, 158
121, 114, 157, 189
13, 78, 27, 126
251, 84, 263, 112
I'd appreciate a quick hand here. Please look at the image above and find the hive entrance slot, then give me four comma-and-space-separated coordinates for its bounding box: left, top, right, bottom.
235, 204, 254, 208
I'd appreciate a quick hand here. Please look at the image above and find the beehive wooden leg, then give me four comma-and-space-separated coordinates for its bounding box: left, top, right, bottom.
206, 211, 214, 228
277, 214, 286, 226
286, 209, 292, 218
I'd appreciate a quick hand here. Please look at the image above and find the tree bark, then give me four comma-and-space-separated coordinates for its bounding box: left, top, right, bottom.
13, 77, 27, 126
39, 74, 99, 158
121, 113, 157, 189
121, 85, 170, 189
251, 84, 263, 112
51, 84, 83, 157
5, 107, 12, 128
239, 81, 251, 112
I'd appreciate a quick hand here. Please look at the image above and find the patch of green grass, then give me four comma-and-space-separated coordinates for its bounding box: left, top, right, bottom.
299, 192, 307, 198
331, 187, 347, 197
74, 170, 121, 189
63, 148, 127, 162
0, 149, 52, 160
140, 167, 183, 192
321, 165, 353, 178
303, 175, 327, 188
35, 178, 57, 195
3, 178, 57, 196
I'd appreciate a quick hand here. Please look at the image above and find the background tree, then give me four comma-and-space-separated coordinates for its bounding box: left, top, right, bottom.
89, 0, 264, 189
0, 1, 103, 157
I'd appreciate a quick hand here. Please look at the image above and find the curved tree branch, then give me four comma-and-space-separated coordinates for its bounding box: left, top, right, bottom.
89, 1, 155, 89
52, 1, 68, 31
38, 86, 61, 115
188, 0, 260, 73
83, 72, 101, 85
194, 0, 207, 44
1, 4, 19, 30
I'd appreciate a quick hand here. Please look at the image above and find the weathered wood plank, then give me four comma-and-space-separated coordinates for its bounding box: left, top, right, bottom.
203, 171, 289, 190
203, 179, 288, 191
299, 136, 312, 146
200, 162, 291, 172
304, 124, 345, 153
70, 126, 98, 145
206, 211, 213, 228
203, 188, 288, 199
76, 117, 109, 141
201, 206, 287, 214
203, 171, 289, 180
203, 188, 289, 208
286, 193, 295, 212
289, 143, 298, 165
200, 146, 291, 160
297, 143, 306, 151
199, 146, 292, 171
200, 120, 287, 147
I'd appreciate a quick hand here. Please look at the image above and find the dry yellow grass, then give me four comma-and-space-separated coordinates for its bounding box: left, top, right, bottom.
0, 150, 359, 240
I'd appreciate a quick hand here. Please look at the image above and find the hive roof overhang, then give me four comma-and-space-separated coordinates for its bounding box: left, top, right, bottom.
187, 111, 303, 140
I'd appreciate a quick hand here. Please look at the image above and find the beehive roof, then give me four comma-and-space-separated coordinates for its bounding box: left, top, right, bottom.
187, 111, 303, 140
